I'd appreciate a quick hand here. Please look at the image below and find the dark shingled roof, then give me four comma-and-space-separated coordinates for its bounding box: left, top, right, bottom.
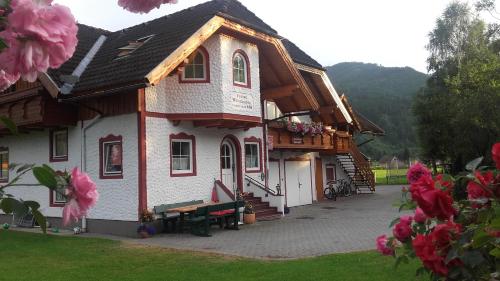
53, 0, 278, 94
282, 39, 324, 70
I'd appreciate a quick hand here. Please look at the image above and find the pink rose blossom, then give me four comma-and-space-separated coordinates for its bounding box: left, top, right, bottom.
407, 162, 432, 184
63, 167, 99, 225
118, 0, 177, 14
393, 215, 413, 242
376, 235, 394, 256
0, 70, 20, 91
0, 0, 77, 83
414, 207, 427, 223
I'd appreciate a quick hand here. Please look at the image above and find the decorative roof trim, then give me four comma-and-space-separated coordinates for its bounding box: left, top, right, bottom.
295, 63, 352, 124
38, 73, 60, 98
146, 16, 225, 85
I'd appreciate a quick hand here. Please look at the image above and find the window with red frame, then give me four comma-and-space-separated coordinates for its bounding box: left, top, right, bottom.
180, 48, 209, 83
50, 129, 68, 162
170, 133, 196, 177
244, 137, 261, 173
233, 50, 250, 87
100, 135, 123, 179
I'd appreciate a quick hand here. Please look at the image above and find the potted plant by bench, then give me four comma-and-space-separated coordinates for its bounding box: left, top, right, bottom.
137, 209, 156, 238
243, 202, 255, 224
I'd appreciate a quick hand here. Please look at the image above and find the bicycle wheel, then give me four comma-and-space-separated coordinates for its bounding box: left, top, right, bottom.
323, 187, 336, 200
343, 183, 351, 197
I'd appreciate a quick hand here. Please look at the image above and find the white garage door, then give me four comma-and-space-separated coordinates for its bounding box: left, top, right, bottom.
285, 160, 312, 207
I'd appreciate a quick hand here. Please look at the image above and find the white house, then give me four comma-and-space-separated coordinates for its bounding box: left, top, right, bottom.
0, 0, 382, 236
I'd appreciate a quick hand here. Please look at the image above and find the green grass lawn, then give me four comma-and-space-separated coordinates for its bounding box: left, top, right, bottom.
0, 230, 426, 281
373, 169, 408, 185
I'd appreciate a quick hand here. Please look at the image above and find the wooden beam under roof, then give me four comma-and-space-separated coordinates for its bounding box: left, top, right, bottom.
261, 84, 298, 100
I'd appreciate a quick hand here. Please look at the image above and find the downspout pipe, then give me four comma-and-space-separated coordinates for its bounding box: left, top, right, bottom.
80, 114, 102, 232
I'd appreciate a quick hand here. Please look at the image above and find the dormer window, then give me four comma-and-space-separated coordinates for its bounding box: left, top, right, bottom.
116, 35, 154, 59
233, 50, 250, 88
180, 47, 210, 83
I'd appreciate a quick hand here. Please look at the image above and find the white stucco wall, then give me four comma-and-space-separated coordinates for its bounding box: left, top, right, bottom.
145, 33, 261, 118
0, 114, 139, 222
145, 119, 264, 207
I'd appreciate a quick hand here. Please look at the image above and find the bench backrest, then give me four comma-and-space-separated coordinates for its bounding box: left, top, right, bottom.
154, 200, 204, 214
194, 201, 244, 217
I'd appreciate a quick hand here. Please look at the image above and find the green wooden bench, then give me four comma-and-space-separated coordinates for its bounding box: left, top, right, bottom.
190, 201, 245, 237
153, 200, 204, 233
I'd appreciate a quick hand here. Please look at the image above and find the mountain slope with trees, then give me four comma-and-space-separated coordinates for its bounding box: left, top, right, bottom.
326, 62, 428, 161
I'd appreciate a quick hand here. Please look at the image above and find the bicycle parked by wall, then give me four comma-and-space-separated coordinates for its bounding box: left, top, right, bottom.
323, 180, 337, 201
336, 178, 352, 197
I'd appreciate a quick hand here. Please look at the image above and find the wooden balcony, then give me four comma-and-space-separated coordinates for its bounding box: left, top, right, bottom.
0, 81, 77, 134
268, 126, 334, 151
267, 122, 353, 153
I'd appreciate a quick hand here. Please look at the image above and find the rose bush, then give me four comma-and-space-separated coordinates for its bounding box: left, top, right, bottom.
376, 142, 500, 280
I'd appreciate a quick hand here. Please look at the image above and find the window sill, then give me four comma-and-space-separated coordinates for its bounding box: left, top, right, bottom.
100, 174, 123, 180
245, 168, 262, 174
50, 156, 68, 163
170, 171, 196, 177
50, 202, 65, 208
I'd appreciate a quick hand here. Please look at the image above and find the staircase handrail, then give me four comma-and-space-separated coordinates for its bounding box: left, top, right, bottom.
348, 140, 375, 189
244, 175, 281, 196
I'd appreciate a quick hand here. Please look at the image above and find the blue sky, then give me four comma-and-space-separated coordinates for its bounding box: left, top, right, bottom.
54, 0, 496, 73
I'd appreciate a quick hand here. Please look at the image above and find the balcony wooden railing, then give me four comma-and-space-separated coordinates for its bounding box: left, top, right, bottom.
334, 132, 351, 153
267, 126, 334, 151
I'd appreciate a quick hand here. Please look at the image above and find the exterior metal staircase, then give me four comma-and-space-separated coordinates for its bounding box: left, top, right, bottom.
336, 140, 375, 193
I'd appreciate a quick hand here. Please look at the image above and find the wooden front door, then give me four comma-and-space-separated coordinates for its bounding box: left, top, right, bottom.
315, 158, 324, 201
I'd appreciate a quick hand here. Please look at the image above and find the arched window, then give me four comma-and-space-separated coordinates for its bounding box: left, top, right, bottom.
180, 47, 209, 83
233, 50, 250, 87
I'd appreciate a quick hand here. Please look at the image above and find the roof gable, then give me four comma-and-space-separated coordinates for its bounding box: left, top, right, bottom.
51, 0, 278, 94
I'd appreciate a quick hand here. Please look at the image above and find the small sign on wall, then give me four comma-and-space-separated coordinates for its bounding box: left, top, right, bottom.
292, 136, 303, 144
228, 92, 254, 113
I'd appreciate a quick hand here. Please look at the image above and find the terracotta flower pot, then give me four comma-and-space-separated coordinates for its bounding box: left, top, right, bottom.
244, 213, 256, 224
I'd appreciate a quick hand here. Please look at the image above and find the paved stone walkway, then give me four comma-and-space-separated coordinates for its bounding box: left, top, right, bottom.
122, 185, 405, 259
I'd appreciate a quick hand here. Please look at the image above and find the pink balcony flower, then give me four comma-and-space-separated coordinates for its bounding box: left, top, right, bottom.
63, 168, 99, 225
0, 0, 77, 82
118, 0, 177, 14
376, 235, 394, 256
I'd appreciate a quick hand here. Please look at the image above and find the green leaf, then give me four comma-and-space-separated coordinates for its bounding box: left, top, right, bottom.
0, 38, 6, 51
389, 217, 401, 228
489, 248, 500, 258
32, 166, 57, 189
465, 157, 483, 171
490, 217, 500, 229
461, 250, 485, 268
472, 230, 492, 248
0, 116, 18, 135
41, 164, 56, 175
31, 209, 46, 234
23, 200, 40, 211
0, 198, 18, 213
16, 164, 34, 174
